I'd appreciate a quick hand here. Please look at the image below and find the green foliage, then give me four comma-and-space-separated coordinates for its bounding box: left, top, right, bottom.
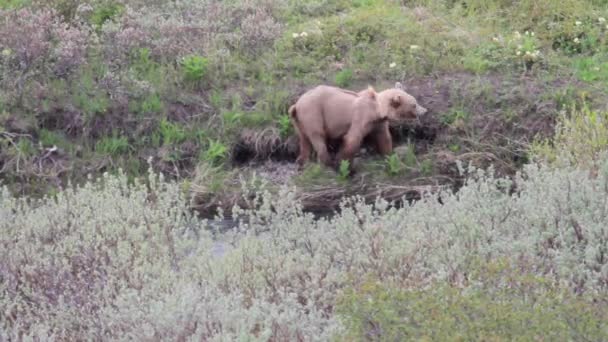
72, 65, 110, 119
95, 134, 130, 156
440, 108, 471, 126
38, 128, 68, 149
158, 119, 186, 146
532, 105, 608, 170
573, 56, 608, 82
402, 143, 417, 168
337, 159, 350, 181
385, 153, 403, 176
0, 0, 30, 9
202, 139, 227, 166
90, 1, 123, 30
3, 153, 608, 339
181, 55, 209, 83
16, 138, 35, 157
420, 158, 433, 175
258, 88, 290, 118
337, 266, 608, 341
139, 93, 164, 114
277, 114, 292, 138
334, 68, 353, 88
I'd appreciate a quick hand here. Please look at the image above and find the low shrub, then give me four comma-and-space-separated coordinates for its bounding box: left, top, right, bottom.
2, 155, 608, 339
532, 105, 608, 171
337, 269, 607, 341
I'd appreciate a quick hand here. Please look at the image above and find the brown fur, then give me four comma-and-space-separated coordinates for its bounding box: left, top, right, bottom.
290, 83, 427, 170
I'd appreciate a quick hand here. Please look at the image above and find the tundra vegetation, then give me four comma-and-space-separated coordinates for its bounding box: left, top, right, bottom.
1, 0, 608, 340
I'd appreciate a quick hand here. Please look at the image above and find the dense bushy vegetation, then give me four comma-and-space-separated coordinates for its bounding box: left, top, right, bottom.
2, 154, 608, 340
2, 0, 608, 339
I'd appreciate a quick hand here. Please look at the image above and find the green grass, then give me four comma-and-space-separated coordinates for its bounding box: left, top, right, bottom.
334, 68, 353, 88
158, 119, 186, 146
574, 56, 608, 82
2, 0, 608, 200
95, 135, 130, 156
385, 153, 403, 176
201, 139, 227, 166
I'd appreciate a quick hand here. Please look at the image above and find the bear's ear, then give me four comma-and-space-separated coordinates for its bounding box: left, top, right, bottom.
390, 95, 401, 108
366, 85, 376, 99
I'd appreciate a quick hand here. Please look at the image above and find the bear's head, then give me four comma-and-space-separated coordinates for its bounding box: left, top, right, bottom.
379, 84, 426, 121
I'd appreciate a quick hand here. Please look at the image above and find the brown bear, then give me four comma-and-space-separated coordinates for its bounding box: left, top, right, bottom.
289, 83, 427, 170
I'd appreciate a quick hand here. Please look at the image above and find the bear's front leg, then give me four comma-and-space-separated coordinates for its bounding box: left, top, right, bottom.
373, 121, 393, 155
336, 131, 363, 174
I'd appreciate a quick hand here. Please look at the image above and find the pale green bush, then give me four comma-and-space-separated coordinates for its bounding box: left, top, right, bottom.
532, 105, 608, 172
2, 158, 608, 339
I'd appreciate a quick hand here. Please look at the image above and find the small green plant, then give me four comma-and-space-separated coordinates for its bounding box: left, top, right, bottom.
403, 144, 417, 168
90, 2, 124, 31
16, 138, 35, 157
462, 54, 493, 74
73, 67, 109, 119
38, 129, 67, 149
440, 109, 470, 126
158, 119, 186, 146
202, 139, 227, 166
449, 143, 461, 152
181, 55, 209, 82
385, 153, 403, 176
96, 135, 130, 156
334, 68, 353, 88
277, 114, 292, 138
420, 159, 433, 176
337, 159, 350, 181
258, 89, 290, 117
139, 94, 164, 114
209, 90, 224, 110
222, 111, 243, 126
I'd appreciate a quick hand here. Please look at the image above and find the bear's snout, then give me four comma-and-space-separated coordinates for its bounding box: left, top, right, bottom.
416, 104, 427, 117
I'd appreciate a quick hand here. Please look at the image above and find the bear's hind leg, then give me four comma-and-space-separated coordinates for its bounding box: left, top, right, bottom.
295, 125, 312, 167
309, 133, 333, 168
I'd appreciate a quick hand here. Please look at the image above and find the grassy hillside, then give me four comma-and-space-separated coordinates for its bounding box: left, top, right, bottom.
2, 0, 608, 339
1, 0, 607, 201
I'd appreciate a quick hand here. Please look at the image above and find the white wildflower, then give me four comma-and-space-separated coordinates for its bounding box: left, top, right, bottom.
593, 67, 600, 71
531, 32, 535, 37
514, 31, 521, 38
516, 50, 521, 56
574, 37, 580, 44
389, 62, 396, 68
575, 21, 582, 26
1, 49, 11, 57
292, 32, 300, 38
599, 17, 606, 23
525, 31, 530, 36
409, 45, 420, 50
300, 31, 308, 37
492, 37, 499, 42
